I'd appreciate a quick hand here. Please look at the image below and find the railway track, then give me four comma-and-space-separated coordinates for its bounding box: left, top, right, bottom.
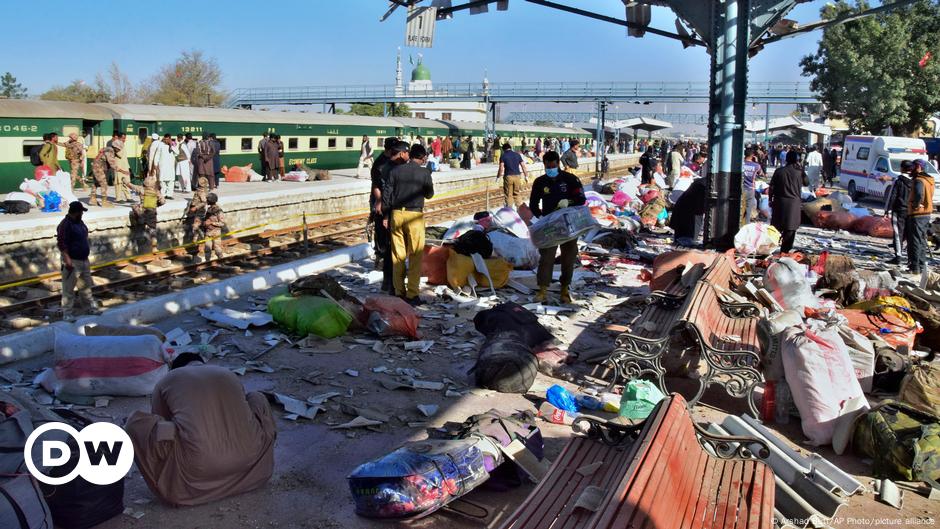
0, 170, 618, 334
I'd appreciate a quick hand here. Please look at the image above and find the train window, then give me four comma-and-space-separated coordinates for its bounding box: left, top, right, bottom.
328, 138, 337, 149
309, 138, 319, 150
217, 138, 227, 151
345, 138, 354, 149
377, 137, 383, 147
441, 112, 452, 120
138, 127, 147, 139
288, 138, 298, 150
241, 138, 253, 151
415, 112, 426, 119
21, 140, 42, 159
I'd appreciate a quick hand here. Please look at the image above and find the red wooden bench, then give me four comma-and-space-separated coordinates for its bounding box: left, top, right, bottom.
497, 394, 775, 529
608, 281, 764, 417
649, 252, 760, 318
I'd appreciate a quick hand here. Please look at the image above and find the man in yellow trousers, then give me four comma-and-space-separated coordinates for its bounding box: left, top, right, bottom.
383, 142, 435, 306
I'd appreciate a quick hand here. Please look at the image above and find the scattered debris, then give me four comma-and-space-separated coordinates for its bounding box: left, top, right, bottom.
331, 416, 383, 430
416, 404, 439, 417
198, 307, 273, 330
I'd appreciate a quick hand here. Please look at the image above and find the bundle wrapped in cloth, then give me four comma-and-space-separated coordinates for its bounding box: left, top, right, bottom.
529, 206, 599, 248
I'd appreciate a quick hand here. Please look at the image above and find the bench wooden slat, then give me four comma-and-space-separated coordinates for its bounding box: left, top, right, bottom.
500, 395, 774, 529
514, 436, 608, 529
662, 426, 707, 529
679, 450, 714, 529
716, 460, 747, 529
609, 406, 689, 528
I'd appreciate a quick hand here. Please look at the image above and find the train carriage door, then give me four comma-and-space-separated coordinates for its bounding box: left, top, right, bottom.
136, 122, 156, 175
80, 120, 103, 175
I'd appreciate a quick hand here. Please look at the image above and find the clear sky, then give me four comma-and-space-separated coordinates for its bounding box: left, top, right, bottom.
7, 0, 829, 96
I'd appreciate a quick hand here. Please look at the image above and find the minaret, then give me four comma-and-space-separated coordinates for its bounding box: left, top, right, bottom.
395, 47, 403, 95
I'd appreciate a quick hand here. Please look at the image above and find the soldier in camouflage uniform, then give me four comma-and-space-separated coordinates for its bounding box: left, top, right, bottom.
203, 193, 225, 261
64, 132, 88, 192
129, 174, 164, 253
111, 138, 132, 203
185, 176, 210, 260
90, 144, 118, 207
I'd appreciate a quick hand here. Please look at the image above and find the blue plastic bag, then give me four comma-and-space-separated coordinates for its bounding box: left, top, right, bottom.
546, 384, 580, 413
41, 191, 62, 212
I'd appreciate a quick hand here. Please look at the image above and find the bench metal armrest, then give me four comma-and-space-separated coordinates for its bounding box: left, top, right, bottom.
693, 422, 771, 461
571, 416, 646, 448
720, 301, 762, 319
648, 291, 686, 309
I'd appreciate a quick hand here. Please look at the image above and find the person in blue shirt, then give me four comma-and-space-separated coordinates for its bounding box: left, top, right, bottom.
496, 143, 529, 208
742, 149, 764, 223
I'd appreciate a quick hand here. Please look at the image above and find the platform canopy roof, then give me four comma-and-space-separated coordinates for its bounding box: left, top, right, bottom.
746, 116, 832, 136
620, 117, 673, 132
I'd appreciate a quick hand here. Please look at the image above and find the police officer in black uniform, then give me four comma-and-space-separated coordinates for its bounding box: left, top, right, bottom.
528, 150, 586, 304
371, 139, 409, 293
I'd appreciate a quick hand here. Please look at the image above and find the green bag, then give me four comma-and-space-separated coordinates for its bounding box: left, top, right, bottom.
619, 380, 666, 421
267, 294, 352, 339
853, 400, 940, 485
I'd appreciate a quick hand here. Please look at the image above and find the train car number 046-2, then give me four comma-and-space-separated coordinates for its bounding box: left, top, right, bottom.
1, 124, 39, 133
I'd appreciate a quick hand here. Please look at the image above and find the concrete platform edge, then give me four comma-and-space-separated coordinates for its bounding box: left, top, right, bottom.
0, 243, 373, 364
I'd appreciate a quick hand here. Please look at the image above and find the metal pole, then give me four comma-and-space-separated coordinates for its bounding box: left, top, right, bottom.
705, 0, 749, 250
303, 212, 309, 255
595, 101, 606, 176
763, 102, 770, 146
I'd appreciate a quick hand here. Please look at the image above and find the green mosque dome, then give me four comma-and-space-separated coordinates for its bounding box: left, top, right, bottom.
411, 62, 431, 82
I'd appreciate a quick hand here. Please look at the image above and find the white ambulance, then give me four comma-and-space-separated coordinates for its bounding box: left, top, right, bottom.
838, 135, 940, 206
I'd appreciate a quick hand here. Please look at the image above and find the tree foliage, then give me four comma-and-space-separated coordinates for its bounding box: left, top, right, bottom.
95, 62, 135, 104
800, 0, 940, 135
0, 72, 27, 99
348, 103, 412, 117
140, 50, 224, 107
40, 80, 110, 103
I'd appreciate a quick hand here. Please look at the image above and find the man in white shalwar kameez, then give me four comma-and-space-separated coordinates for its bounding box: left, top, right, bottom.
175, 134, 194, 193
150, 134, 177, 199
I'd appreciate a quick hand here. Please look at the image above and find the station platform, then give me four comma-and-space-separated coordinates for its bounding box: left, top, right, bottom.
0, 154, 639, 284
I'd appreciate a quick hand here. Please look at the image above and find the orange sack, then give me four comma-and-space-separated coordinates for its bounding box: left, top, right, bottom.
421, 245, 450, 285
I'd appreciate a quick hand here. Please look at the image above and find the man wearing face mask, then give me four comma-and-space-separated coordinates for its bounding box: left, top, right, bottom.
529, 151, 586, 304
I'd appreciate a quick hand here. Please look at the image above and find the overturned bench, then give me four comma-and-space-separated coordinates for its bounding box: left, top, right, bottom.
497, 394, 775, 529
608, 276, 764, 417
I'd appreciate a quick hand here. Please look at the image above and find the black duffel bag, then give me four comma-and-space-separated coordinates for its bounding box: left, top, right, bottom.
471, 331, 538, 394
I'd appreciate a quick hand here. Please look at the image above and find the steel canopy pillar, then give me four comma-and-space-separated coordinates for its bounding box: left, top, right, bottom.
703, 0, 750, 250
484, 97, 497, 145
595, 101, 607, 175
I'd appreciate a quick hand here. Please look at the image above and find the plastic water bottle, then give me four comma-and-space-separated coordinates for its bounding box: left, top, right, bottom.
575, 394, 604, 411
538, 401, 580, 425
761, 381, 776, 423
775, 383, 791, 424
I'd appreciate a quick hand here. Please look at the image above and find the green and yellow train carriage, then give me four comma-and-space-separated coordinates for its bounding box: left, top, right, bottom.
0, 100, 593, 193
0, 100, 114, 192
97, 104, 402, 176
